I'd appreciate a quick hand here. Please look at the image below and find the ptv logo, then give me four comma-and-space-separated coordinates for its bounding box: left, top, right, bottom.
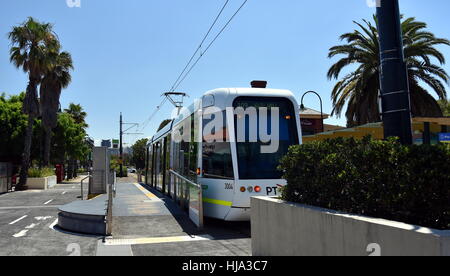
266, 184, 284, 196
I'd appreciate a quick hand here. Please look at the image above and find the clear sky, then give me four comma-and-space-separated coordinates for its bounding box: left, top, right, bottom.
1, 0, 449, 146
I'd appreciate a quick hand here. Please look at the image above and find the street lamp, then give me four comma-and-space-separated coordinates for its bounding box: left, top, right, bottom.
300, 91, 324, 133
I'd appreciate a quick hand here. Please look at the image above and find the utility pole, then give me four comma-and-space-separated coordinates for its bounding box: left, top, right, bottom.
119, 113, 123, 177
377, 0, 413, 144
118, 113, 142, 177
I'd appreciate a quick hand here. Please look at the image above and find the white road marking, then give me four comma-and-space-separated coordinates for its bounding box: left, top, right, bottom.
49, 219, 58, 229
9, 215, 28, 225
35, 216, 53, 221
0, 206, 60, 210
62, 191, 67, 195
13, 230, 28, 238
25, 223, 38, 229
43, 199, 53, 205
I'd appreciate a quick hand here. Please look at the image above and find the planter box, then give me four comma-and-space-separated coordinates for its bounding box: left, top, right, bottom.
251, 197, 450, 256
26, 176, 57, 190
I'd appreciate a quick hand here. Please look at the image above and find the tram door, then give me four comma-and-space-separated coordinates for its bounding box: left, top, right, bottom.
151, 144, 157, 188
145, 146, 150, 186
163, 134, 171, 195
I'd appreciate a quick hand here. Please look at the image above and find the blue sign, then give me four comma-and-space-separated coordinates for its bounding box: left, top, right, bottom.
439, 133, 450, 143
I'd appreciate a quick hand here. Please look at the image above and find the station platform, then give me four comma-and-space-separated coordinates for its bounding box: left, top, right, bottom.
99, 178, 251, 256
58, 176, 251, 256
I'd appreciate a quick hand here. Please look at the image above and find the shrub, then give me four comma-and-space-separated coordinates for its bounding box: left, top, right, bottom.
279, 136, 450, 230
28, 167, 55, 178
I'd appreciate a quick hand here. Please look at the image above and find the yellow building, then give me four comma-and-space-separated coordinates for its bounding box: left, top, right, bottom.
302, 117, 450, 145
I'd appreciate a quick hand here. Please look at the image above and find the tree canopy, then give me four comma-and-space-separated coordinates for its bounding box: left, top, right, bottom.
0, 93, 28, 163
0, 93, 89, 166
439, 99, 450, 116
131, 138, 148, 170
328, 15, 449, 127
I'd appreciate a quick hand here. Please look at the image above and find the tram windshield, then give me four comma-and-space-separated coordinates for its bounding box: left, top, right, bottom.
233, 97, 299, 180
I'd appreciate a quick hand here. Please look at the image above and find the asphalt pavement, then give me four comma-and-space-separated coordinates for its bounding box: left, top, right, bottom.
0, 183, 99, 256
0, 176, 252, 256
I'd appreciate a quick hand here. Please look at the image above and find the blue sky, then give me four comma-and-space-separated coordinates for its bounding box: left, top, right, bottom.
1, 0, 449, 146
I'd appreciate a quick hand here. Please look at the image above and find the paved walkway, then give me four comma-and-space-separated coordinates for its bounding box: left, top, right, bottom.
96, 178, 251, 256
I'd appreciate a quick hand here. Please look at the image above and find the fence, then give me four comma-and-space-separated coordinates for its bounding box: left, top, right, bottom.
0, 163, 13, 193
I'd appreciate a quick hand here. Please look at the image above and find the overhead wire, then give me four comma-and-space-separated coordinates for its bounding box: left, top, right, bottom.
169, 0, 231, 92
138, 0, 249, 135
171, 0, 249, 92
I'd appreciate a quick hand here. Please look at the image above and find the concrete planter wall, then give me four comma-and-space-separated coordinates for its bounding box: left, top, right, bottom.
26, 176, 57, 190
251, 197, 450, 256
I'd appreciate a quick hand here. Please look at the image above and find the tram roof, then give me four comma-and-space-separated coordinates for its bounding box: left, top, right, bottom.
147, 87, 298, 146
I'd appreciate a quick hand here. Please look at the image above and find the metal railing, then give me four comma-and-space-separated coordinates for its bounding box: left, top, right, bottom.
106, 182, 114, 236
169, 170, 203, 229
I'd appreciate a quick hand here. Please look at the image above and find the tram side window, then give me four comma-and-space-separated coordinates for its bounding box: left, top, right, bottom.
189, 113, 199, 177
202, 142, 234, 179
202, 110, 234, 179
179, 118, 191, 178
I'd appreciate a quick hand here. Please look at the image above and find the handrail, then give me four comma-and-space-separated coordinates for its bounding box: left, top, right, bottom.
169, 170, 201, 188
106, 183, 113, 236
80, 174, 91, 200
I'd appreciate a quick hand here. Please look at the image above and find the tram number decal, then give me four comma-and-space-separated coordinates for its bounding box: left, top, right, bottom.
225, 183, 234, 190
266, 187, 278, 195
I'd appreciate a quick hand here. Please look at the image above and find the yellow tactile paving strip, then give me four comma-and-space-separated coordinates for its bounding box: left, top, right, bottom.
133, 183, 159, 200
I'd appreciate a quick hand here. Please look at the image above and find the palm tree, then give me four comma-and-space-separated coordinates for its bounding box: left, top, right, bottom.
40, 51, 73, 166
9, 17, 59, 189
64, 103, 88, 128
328, 15, 450, 127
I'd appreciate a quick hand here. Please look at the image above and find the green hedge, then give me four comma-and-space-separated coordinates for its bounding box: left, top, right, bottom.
279, 137, 450, 230
28, 167, 55, 178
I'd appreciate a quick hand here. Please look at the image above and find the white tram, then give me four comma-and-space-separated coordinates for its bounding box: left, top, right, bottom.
145, 85, 302, 221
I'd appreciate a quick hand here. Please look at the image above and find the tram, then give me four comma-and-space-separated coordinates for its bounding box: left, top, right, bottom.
145, 83, 302, 221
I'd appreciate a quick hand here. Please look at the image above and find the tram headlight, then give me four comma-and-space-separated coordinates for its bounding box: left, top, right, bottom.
247, 186, 253, 193
254, 186, 261, 193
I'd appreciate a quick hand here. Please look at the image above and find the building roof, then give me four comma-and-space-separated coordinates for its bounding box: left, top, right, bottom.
300, 107, 330, 119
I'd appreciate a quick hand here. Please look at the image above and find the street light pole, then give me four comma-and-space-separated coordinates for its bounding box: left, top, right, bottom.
300, 91, 324, 133
377, 0, 413, 144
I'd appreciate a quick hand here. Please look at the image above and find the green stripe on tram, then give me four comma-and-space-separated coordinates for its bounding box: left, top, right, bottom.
202, 198, 233, 207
